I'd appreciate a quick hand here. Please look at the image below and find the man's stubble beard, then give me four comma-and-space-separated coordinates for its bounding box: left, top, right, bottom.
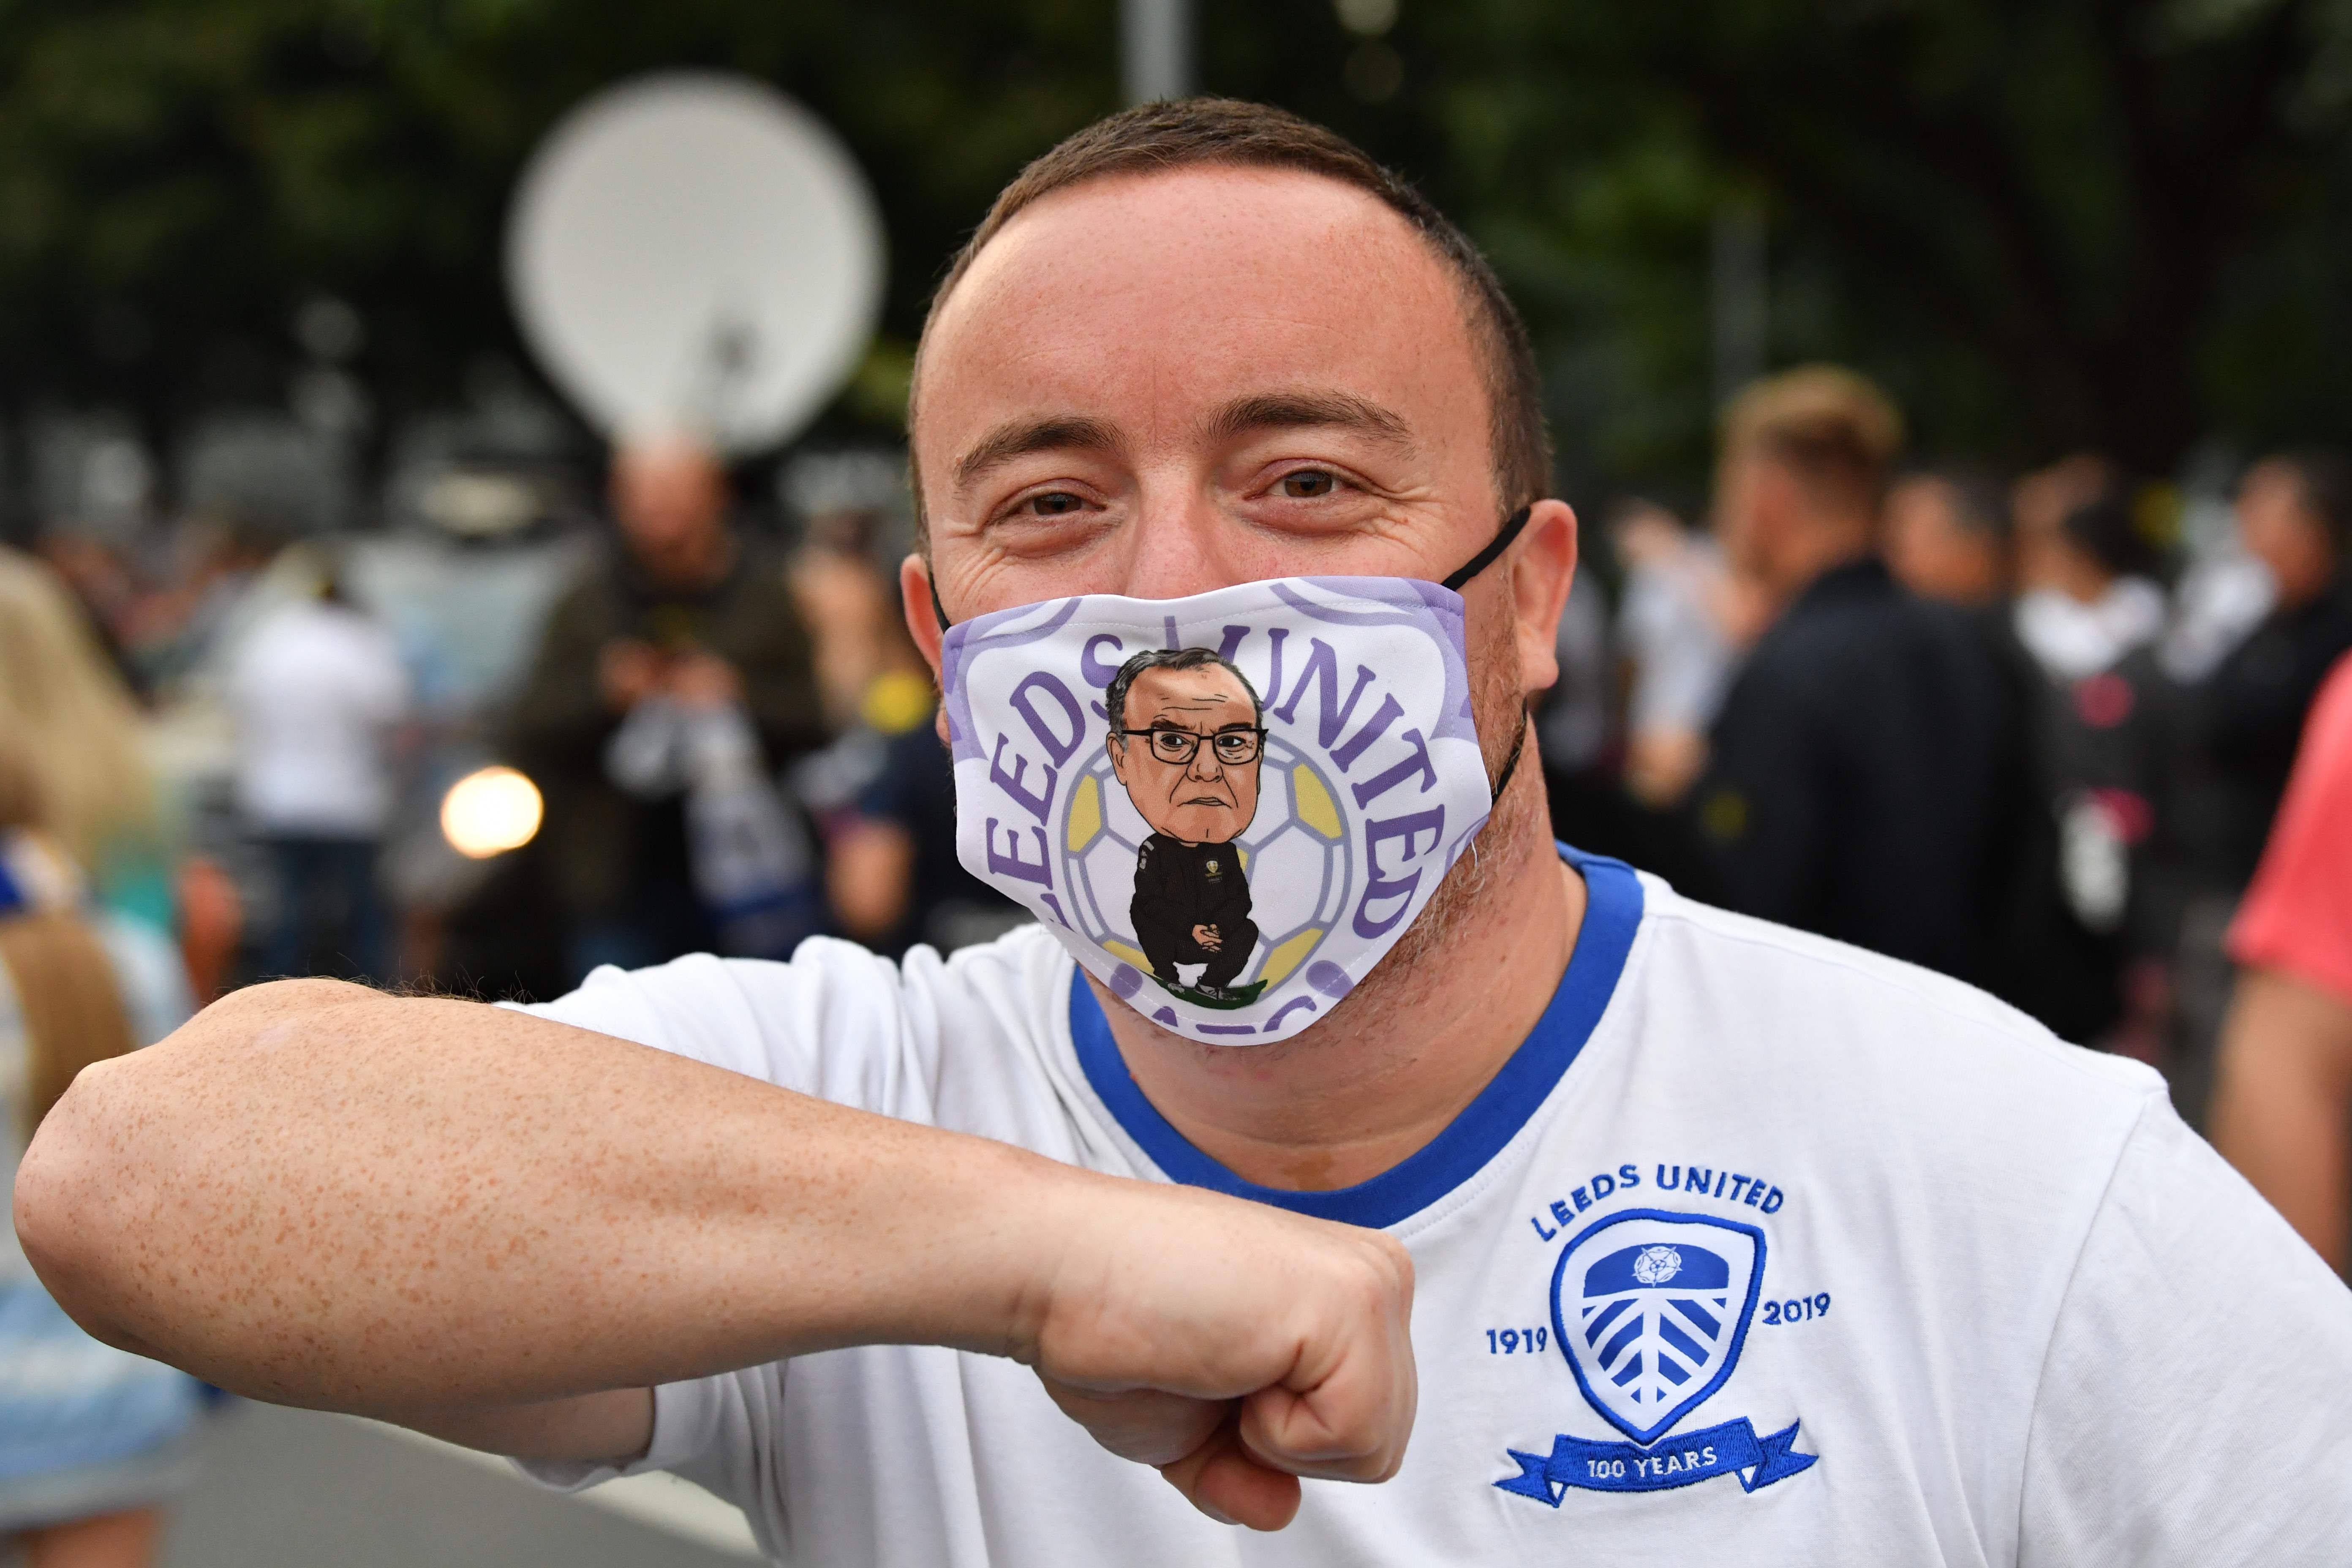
1312, 598, 1547, 1035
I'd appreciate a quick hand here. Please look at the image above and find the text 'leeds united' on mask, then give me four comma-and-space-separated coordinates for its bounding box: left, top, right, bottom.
938, 508, 1532, 1045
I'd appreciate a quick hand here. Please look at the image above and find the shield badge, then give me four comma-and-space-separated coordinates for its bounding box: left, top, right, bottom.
1548, 1208, 1766, 1446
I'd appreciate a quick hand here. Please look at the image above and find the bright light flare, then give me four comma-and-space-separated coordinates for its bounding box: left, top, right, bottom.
441, 766, 543, 859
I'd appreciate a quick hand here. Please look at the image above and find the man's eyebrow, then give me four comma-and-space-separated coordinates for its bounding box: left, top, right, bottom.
1203, 391, 1414, 451
954, 416, 1123, 487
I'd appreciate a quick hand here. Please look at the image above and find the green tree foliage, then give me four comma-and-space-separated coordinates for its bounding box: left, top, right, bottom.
3, 0, 2349, 501
0, 0, 1118, 452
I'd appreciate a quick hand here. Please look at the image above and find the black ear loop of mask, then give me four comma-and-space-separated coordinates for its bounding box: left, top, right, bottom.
928, 503, 1539, 802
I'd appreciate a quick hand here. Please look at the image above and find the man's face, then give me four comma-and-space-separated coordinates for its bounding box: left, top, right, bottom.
1109, 664, 1264, 847
2238, 460, 2338, 608
1884, 477, 2001, 606
611, 437, 728, 573
906, 165, 1569, 675
905, 161, 1582, 1002
1714, 449, 1794, 580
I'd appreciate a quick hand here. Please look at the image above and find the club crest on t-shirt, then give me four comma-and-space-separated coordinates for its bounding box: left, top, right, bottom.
1497, 1209, 1818, 1504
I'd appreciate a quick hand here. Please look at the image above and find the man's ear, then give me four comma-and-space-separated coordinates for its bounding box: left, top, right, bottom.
900, 553, 946, 678
1508, 498, 1581, 697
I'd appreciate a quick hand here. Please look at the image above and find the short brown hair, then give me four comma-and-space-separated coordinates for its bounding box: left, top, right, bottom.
910, 98, 1549, 547
1721, 365, 1905, 517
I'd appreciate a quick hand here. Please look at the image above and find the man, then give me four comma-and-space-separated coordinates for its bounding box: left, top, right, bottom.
1695, 367, 2018, 984
2196, 451, 2352, 887
1882, 466, 2010, 608
1108, 647, 1265, 1002
508, 432, 827, 977
226, 555, 410, 983
17, 101, 2352, 1564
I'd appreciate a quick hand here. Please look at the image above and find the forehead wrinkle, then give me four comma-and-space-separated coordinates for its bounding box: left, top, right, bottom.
1202, 390, 1416, 455
1141, 697, 1244, 721
953, 415, 1124, 490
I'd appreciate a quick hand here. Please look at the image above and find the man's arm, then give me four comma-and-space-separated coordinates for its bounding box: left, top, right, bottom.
1209, 877, 1253, 936
14, 979, 1414, 1530
2208, 968, 2352, 1273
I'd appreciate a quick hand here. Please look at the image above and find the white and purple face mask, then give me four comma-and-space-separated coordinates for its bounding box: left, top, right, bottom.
937, 510, 1530, 1045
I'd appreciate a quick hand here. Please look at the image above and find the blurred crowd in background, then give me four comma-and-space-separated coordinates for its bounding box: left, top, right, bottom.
1545, 370, 2351, 1104
1, 413, 1027, 1008
5, 360, 2347, 1105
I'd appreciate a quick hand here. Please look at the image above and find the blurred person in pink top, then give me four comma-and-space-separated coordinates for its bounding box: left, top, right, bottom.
2210, 650, 2352, 1271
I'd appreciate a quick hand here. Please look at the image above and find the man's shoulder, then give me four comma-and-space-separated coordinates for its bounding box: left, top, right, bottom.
1626, 874, 2162, 1118
1761, 584, 1990, 675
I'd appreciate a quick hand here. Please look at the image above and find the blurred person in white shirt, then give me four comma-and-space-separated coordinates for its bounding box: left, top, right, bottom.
226, 555, 410, 982
1612, 501, 1734, 808
2009, 457, 2168, 685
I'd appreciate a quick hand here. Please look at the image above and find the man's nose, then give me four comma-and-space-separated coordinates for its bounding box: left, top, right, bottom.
1117, 473, 1278, 600
1186, 743, 1225, 781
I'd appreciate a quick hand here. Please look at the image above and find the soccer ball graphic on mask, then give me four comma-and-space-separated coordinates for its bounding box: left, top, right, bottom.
1058, 732, 1356, 1007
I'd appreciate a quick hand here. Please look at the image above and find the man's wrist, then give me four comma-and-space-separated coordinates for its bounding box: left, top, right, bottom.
868, 1133, 1106, 1367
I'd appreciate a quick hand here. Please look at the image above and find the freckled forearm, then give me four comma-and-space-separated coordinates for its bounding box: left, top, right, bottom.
14, 985, 1077, 1415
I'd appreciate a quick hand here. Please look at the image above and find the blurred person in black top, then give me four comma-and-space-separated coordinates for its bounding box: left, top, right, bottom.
1693, 368, 2014, 984
2011, 490, 2187, 1053
509, 434, 827, 980
2196, 452, 2352, 887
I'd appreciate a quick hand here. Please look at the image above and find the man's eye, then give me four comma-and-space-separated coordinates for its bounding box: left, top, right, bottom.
1026, 491, 1086, 516
1280, 470, 1338, 498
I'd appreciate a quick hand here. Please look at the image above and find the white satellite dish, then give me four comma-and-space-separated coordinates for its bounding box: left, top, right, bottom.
506, 72, 886, 456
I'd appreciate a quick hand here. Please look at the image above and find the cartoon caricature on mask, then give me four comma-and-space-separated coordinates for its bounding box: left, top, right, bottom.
1105, 648, 1269, 1006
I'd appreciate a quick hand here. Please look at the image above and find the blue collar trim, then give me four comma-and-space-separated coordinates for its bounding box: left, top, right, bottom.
1065, 844, 1644, 1229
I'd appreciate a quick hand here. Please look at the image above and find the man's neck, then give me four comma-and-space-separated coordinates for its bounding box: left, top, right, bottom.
1092, 781, 1585, 1192
1765, 523, 1872, 608
634, 528, 737, 595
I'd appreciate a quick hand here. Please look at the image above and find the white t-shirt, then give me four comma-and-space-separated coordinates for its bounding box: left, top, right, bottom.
517, 850, 2352, 1565
227, 598, 410, 836
2012, 578, 2168, 683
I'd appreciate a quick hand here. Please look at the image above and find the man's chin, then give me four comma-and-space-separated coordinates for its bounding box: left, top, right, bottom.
1160, 808, 1237, 844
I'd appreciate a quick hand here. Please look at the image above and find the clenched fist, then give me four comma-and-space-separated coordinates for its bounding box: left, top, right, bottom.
1013, 1177, 1417, 1530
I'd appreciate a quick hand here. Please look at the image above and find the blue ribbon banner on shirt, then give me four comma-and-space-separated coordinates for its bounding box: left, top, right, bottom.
1496, 1417, 1817, 1504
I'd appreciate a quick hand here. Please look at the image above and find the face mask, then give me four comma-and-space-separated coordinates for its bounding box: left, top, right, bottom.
937, 508, 1531, 1045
